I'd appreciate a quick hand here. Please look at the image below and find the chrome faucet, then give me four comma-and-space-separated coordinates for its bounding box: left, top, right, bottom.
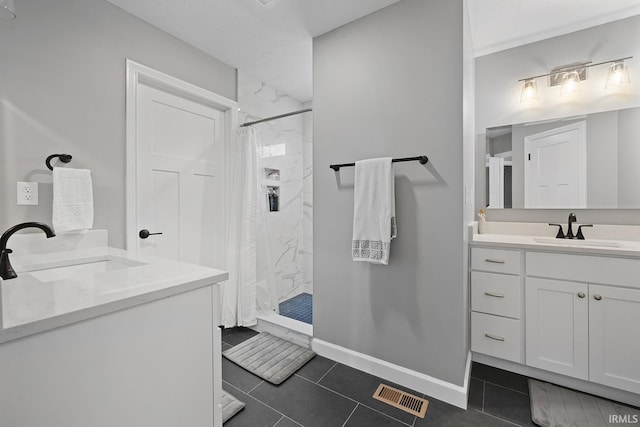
0, 222, 56, 280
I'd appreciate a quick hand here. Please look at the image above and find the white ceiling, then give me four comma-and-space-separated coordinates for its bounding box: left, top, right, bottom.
106, 0, 640, 103
467, 0, 640, 57
106, 0, 401, 102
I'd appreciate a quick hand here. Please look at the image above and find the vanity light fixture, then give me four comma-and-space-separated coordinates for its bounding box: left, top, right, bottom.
518, 56, 633, 102
0, 0, 15, 19
605, 60, 631, 90
559, 70, 582, 96
520, 79, 539, 103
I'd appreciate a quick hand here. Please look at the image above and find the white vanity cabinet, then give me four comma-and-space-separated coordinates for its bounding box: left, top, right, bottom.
525, 251, 640, 395
525, 277, 589, 380
0, 285, 224, 427
471, 243, 640, 400
589, 285, 640, 393
470, 247, 523, 363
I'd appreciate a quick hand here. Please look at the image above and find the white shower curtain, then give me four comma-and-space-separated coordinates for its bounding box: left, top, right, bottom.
220, 127, 276, 327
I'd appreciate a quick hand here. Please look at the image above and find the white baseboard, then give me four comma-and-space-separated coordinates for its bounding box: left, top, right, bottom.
312, 338, 471, 409
254, 312, 313, 349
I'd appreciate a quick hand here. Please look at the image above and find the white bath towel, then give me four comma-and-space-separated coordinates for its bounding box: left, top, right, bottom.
352, 157, 396, 265
52, 167, 94, 234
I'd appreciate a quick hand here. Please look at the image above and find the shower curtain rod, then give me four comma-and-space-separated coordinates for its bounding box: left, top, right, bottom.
240, 108, 312, 127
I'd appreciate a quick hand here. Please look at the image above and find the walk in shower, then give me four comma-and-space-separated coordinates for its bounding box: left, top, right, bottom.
237, 72, 313, 326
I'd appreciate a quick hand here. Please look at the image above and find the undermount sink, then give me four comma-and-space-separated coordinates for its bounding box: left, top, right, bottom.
533, 237, 625, 248
25, 257, 146, 282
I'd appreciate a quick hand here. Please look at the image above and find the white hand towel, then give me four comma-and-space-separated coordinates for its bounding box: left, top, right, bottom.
352, 157, 396, 265
52, 167, 94, 234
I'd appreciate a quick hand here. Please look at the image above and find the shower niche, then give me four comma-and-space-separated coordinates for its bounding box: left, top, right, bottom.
267, 186, 280, 212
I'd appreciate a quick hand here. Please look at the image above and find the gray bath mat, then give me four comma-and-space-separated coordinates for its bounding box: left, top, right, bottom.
223, 332, 315, 385
221, 389, 245, 423
529, 379, 640, 427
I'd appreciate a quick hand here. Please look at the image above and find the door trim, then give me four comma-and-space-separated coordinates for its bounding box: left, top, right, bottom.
125, 59, 237, 252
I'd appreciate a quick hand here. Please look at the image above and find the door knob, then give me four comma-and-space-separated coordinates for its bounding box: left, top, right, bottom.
139, 229, 163, 239
577, 292, 585, 299
594, 294, 602, 301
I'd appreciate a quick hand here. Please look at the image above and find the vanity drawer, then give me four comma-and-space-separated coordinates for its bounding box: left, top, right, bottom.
471, 247, 521, 275
471, 312, 521, 363
526, 252, 640, 289
471, 271, 521, 319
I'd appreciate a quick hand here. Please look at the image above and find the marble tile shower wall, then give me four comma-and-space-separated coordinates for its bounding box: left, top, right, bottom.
238, 72, 313, 306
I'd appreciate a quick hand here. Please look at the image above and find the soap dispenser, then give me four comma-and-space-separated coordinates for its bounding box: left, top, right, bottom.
478, 209, 487, 234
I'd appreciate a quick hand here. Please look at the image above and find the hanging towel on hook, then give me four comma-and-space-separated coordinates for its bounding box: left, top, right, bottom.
352, 157, 396, 265
52, 167, 94, 233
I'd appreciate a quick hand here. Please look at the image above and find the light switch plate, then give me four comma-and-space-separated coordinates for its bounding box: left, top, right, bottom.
17, 181, 38, 205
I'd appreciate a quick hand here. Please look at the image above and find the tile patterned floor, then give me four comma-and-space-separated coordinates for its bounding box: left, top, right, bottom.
221, 327, 538, 426
222, 328, 638, 426
278, 293, 313, 324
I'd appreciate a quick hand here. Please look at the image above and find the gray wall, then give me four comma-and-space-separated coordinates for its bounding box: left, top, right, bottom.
314, 0, 467, 386
618, 107, 640, 207
475, 15, 640, 225
0, 0, 236, 248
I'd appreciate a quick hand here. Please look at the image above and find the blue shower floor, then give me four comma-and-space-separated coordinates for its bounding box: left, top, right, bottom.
279, 293, 312, 325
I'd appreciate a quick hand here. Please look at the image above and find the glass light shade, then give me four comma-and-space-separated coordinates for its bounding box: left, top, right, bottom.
605, 61, 631, 90
560, 70, 581, 96
520, 79, 539, 103
0, 0, 16, 19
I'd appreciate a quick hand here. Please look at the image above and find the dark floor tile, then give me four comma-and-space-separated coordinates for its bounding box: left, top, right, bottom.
483, 382, 536, 426
344, 404, 409, 426
468, 378, 484, 411
317, 363, 417, 425
414, 398, 515, 427
222, 342, 232, 352
273, 416, 303, 427
294, 355, 336, 383
223, 357, 264, 393
222, 326, 260, 346
471, 363, 530, 394
250, 374, 357, 427
222, 382, 284, 427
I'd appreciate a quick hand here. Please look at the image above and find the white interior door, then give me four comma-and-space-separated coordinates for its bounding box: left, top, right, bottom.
524, 121, 587, 208
133, 84, 226, 268
488, 156, 504, 208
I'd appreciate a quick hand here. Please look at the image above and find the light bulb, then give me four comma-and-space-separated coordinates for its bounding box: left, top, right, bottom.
605, 61, 631, 90
520, 79, 539, 103
560, 70, 581, 96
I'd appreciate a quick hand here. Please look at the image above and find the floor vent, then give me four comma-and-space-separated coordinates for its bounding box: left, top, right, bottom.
372, 384, 429, 418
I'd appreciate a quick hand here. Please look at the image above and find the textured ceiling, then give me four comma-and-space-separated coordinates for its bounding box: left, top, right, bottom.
105, 0, 402, 102
106, 0, 640, 102
468, 0, 640, 57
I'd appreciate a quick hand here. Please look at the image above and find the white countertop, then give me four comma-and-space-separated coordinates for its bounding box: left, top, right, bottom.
470, 221, 640, 258
1, 241, 228, 344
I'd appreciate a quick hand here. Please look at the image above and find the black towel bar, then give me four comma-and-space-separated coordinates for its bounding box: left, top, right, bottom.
46, 154, 72, 171
329, 155, 428, 171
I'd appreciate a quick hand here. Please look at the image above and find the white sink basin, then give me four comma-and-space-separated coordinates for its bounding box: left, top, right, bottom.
533, 237, 625, 248
26, 257, 145, 282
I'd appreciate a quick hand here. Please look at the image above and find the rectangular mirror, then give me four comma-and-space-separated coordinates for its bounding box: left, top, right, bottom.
480, 106, 640, 209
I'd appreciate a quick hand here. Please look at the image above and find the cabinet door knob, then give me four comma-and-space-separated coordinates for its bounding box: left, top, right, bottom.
594, 294, 602, 301
577, 292, 585, 299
